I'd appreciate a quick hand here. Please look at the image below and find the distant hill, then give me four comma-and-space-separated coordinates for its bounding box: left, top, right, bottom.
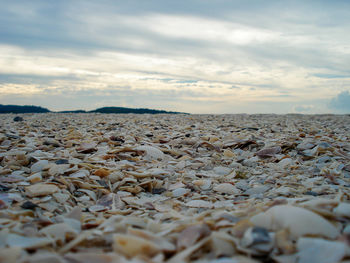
0, 104, 184, 114
91, 107, 182, 114
58, 110, 87, 113
0, 104, 50, 113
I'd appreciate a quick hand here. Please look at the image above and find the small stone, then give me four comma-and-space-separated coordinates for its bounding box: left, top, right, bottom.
0, 184, 11, 192
21, 201, 38, 210
55, 159, 69, 165
13, 116, 24, 122
152, 188, 166, 194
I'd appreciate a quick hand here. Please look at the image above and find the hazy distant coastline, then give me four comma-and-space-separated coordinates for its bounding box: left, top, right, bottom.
0, 104, 184, 114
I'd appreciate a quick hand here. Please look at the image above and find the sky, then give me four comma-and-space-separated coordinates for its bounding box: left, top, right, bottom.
0, 0, 350, 114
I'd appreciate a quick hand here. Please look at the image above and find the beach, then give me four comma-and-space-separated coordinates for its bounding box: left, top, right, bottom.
0, 113, 349, 262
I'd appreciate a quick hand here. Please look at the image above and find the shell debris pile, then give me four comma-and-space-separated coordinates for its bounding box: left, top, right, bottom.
0, 113, 350, 263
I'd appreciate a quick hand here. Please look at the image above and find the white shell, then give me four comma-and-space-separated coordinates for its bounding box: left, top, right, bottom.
250, 205, 339, 239
25, 183, 59, 197
214, 183, 239, 195
31, 160, 49, 173
172, 187, 190, 197
334, 203, 350, 218
185, 200, 213, 208
135, 145, 164, 160
297, 237, 346, 263
6, 234, 51, 249
113, 233, 160, 257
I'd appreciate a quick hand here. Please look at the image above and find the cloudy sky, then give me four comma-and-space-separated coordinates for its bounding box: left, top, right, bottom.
0, 0, 349, 113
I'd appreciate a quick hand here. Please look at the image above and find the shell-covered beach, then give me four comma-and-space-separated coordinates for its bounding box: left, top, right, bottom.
0, 113, 350, 262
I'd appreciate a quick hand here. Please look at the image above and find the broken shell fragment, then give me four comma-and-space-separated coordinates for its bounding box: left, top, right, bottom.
113, 233, 160, 258
25, 183, 59, 197
213, 183, 239, 195
297, 237, 347, 263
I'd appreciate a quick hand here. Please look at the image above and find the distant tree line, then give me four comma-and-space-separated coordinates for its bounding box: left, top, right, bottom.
0, 105, 184, 114
0, 104, 50, 113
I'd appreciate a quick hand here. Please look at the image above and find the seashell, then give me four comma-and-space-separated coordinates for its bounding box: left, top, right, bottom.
177, 224, 211, 250
210, 231, 236, 257
128, 227, 175, 251
172, 187, 190, 197
31, 160, 49, 173
213, 166, 232, 175
214, 183, 239, 195
52, 192, 70, 203
168, 236, 211, 263
25, 183, 59, 197
297, 237, 347, 263
94, 168, 111, 178
334, 203, 350, 218
185, 200, 213, 208
0, 247, 22, 263
40, 223, 79, 243
24, 252, 67, 263
250, 205, 339, 239
27, 172, 42, 183
242, 157, 259, 167
193, 179, 212, 190
6, 233, 52, 249
168, 182, 186, 190
278, 158, 293, 168
70, 170, 89, 178
243, 185, 270, 196
43, 138, 61, 147
135, 145, 164, 160
48, 164, 71, 176
256, 146, 281, 158
77, 142, 97, 153
65, 252, 121, 263
223, 149, 235, 157
113, 233, 160, 257
275, 229, 295, 254
147, 168, 170, 177
96, 193, 125, 210
240, 227, 273, 254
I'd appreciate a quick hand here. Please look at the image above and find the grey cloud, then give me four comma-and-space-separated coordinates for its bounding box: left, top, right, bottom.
0, 73, 81, 84
313, 73, 350, 79
329, 90, 350, 112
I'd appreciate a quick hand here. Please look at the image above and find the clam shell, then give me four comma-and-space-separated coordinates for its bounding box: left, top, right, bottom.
297, 237, 347, 263
113, 233, 160, 257
250, 205, 339, 239
135, 145, 164, 161
213, 183, 239, 195
25, 183, 59, 197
